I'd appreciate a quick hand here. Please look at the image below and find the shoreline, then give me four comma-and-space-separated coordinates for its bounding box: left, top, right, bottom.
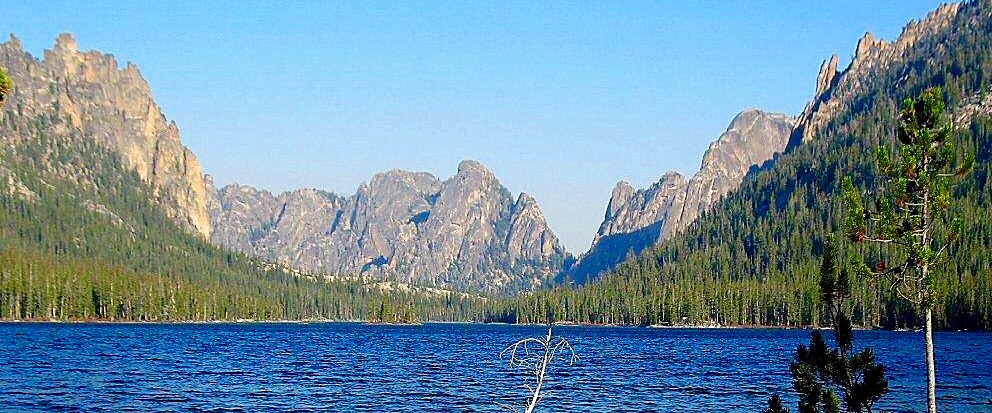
0, 319, 980, 333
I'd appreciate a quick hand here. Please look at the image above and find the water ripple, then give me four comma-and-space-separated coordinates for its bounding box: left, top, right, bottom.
0, 323, 989, 412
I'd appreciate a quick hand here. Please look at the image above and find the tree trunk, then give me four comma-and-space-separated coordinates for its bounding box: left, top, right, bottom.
524, 328, 554, 413
924, 307, 937, 413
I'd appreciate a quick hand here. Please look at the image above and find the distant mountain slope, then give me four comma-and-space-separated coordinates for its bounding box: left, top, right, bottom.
209, 160, 570, 293
567, 109, 793, 282
493, 1, 992, 330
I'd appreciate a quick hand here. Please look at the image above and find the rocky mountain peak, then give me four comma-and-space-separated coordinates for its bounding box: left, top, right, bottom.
591, 171, 687, 246
854, 32, 881, 63
607, 181, 636, 218
6, 34, 21, 49
816, 55, 840, 97
792, 3, 961, 145
457, 159, 491, 175
369, 169, 440, 194
728, 108, 763, 128
514, 192, 538, 208
701, 110, 793, 175
209, 161, 568, 292
571, 109, 793, 282
53, 33, 78, 53
1, 34, 212, 239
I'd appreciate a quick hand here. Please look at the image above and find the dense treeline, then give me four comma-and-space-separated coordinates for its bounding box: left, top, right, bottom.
486, 1, 992, 331
0, 116, 481, 322
0, 244, 480, 322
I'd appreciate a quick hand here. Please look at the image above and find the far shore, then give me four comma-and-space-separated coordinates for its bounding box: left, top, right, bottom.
0, 318, 979, 332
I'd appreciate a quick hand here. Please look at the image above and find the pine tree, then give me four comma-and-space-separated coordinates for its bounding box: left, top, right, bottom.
767, 237, 888, 413
842, 87, 973, 413
0, 66, 11, 106
763, 395, 789, 413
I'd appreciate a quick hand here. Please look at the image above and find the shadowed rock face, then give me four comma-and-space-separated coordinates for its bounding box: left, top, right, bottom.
592, 173, 687, 246
208, 160, 569, 292
569, 109, 793, 282
0, 34, 212, 238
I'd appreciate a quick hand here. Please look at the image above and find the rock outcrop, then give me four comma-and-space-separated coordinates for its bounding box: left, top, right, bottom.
569, 3, 965, 283
568, 109, 793, 282
676, 110, 794, 238
0, 34, 212, 238
592, 173, 687, 246
791, 3, 961, 146
208, 160, 569, 292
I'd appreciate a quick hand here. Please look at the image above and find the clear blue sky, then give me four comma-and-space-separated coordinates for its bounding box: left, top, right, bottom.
2, 1, 944, 252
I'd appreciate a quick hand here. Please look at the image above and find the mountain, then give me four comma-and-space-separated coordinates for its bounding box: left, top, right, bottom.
0, 33, 570, 295
790, 3, 962, 148
567, 109, 793, 282
493, 1, 992, 330
0, 35, 477, 321
0, 33, 212, 239
208, 160, 570, 293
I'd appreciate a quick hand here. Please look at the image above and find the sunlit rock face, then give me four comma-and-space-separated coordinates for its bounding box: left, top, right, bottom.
209, 160, 570, 293
569, 109, 793, 283
0, 34, 212, 238
791, 3, 961, 146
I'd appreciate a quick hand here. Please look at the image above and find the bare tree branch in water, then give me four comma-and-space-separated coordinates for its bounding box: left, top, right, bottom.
498, 325, 578, 413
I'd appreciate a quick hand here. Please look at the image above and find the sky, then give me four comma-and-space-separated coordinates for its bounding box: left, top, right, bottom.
1, 1, 945, 252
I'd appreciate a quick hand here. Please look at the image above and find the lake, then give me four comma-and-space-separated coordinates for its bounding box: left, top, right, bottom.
0, 323, 989, 412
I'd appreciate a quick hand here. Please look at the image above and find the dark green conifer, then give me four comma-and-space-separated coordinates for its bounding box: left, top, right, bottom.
842, 87, 973, 413
763, 395, 790, 413
0, 67, 11, 106
767, 237, 888, 413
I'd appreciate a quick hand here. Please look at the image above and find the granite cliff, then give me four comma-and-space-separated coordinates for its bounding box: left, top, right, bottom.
208, 160, 569, 292
791, 3, 961, 146
0, 34, 212, 238
568, 109, 794, 282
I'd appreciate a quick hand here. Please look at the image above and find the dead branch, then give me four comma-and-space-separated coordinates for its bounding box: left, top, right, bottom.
497, 325, 578, 413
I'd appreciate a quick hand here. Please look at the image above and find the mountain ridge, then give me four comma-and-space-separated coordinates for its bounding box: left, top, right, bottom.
0, 33, 213, 239
208, 159, 570, 292
567, 109, 794, 282
492, 0, 992, 330
0, 33, 571, 294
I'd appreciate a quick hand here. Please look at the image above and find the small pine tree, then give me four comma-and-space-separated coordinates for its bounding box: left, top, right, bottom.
0, 67, 11, 107
842, 87, 973, 413
763, 395, 790, 413
766, 237, 888, 413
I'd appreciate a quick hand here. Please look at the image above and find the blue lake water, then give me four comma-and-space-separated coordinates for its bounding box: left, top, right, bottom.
0, 323, 989, 412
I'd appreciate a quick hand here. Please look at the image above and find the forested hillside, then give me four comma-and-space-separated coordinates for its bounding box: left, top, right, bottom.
486, 1, 992, 330
0, 121, 478, 321
4, 2, 992, 330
